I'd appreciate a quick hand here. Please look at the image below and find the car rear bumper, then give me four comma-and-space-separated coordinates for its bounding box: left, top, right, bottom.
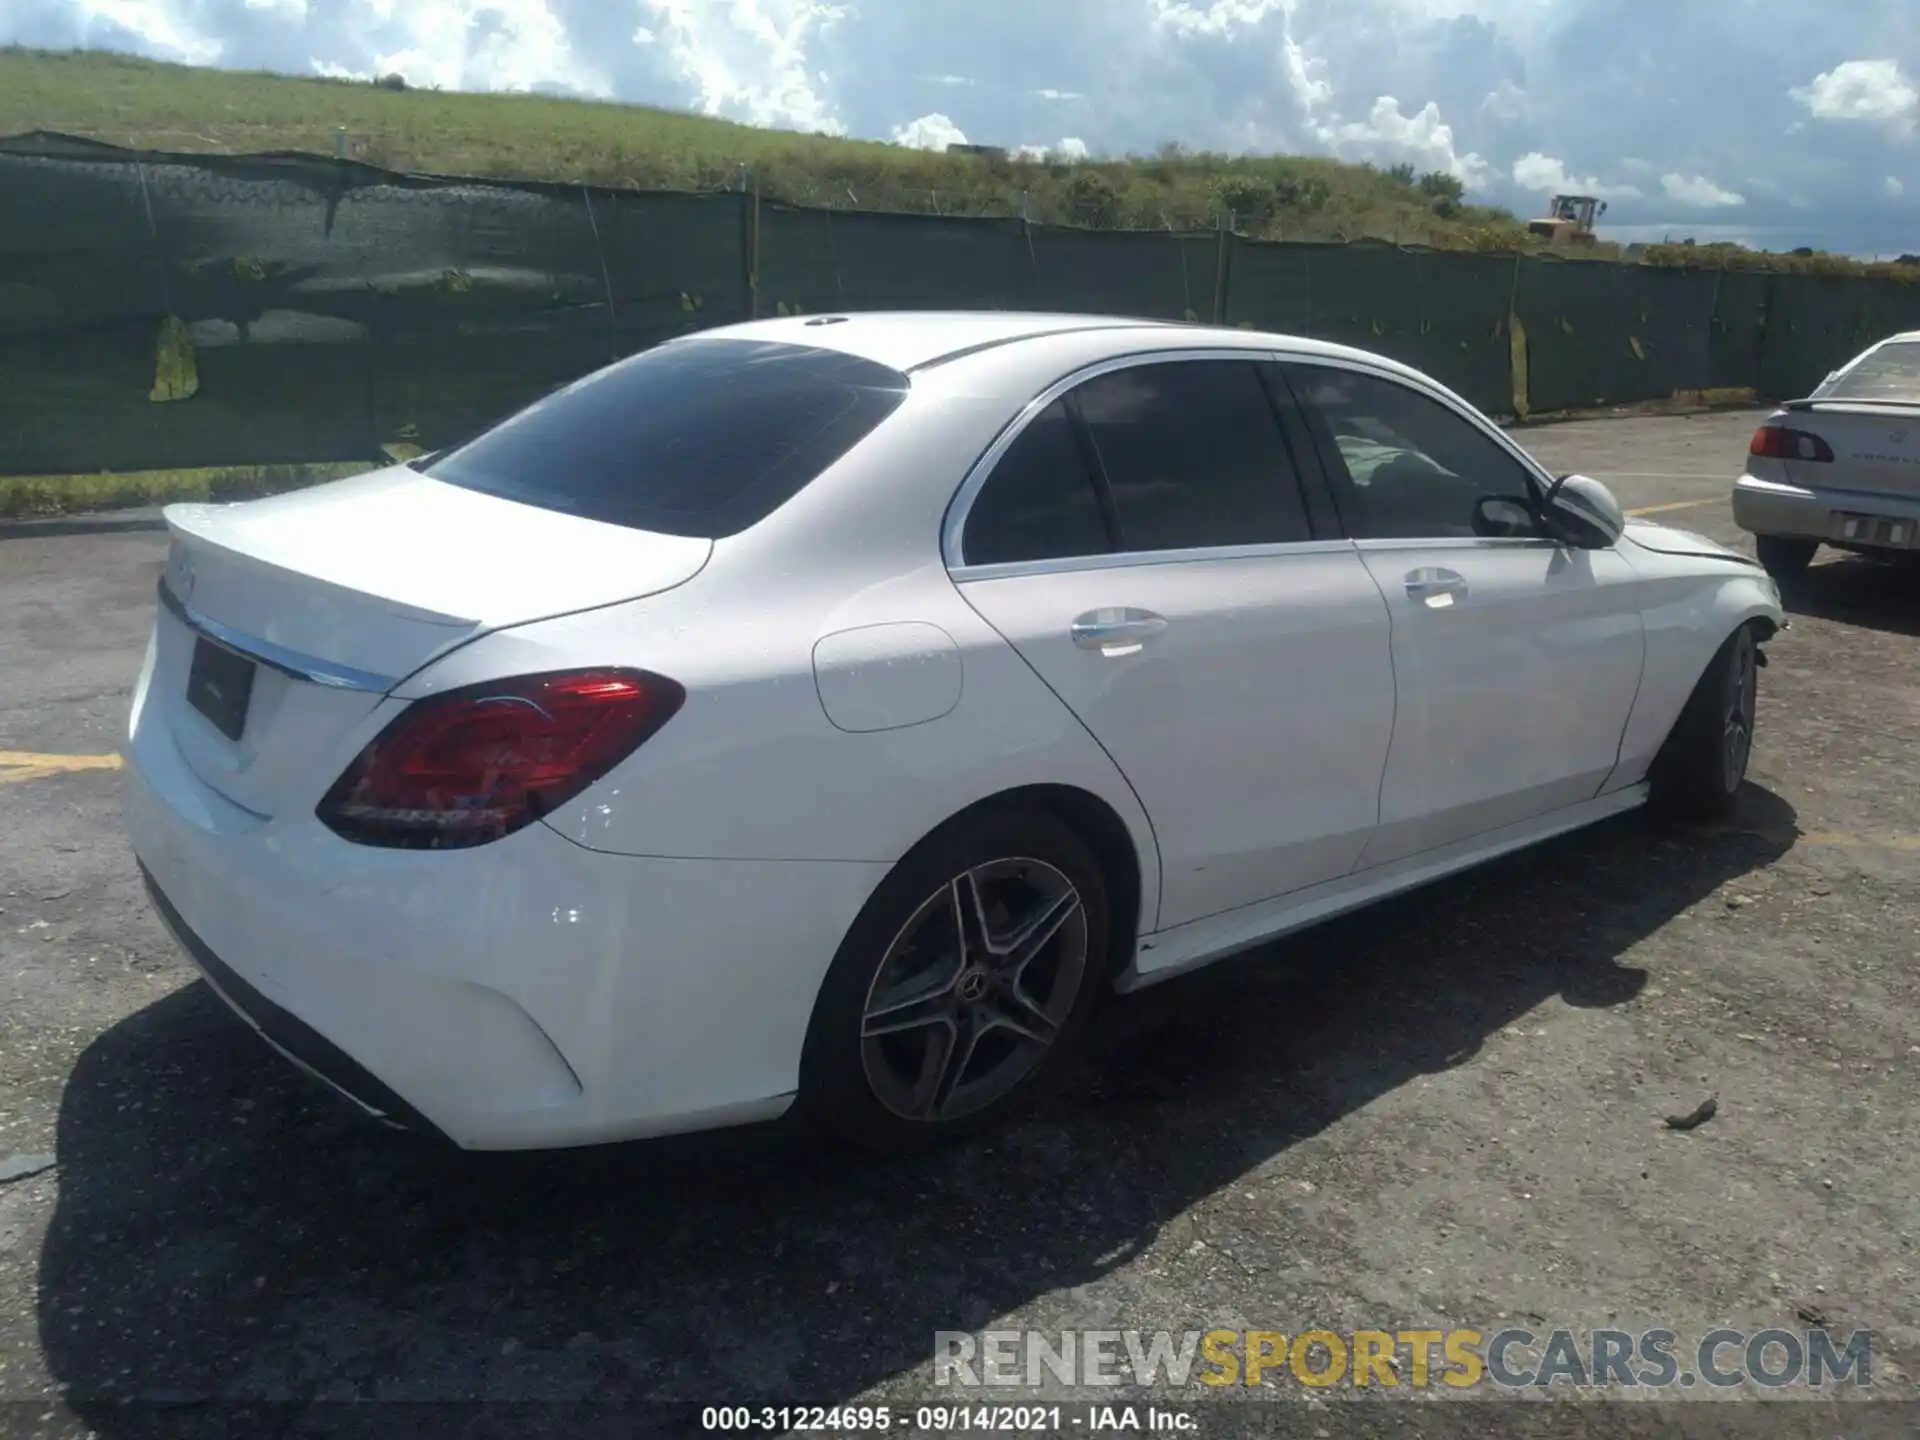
123, 678, 890, 1150
1733, 472, 1920, 547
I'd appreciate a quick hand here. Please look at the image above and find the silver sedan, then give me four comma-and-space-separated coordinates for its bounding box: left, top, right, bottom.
1734, 330, 1920, 579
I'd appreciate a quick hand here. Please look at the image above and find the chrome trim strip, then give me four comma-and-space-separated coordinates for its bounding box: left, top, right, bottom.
156, 578, 398, 693
1353, 536, 1560, 555
940, 343, 1557, 570
952, 537, 1358, 583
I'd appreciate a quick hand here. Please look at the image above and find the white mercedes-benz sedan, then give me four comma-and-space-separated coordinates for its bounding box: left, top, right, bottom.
124, 311, 1783, 1154
1734, 329, 1920, 579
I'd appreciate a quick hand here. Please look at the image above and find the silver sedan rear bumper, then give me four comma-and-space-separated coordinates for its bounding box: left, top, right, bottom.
1733, 472, 1920, 548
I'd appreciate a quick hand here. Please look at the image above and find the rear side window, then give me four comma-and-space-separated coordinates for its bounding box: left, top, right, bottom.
1815, 340, 1920, 403
1072, 361, 1313, 552
423, 338, 909, 537
963, 400, 1112, 566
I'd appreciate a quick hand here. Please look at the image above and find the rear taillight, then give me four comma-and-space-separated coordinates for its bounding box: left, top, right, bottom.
317, 668, 684, 849
1749, 425, 1835, 462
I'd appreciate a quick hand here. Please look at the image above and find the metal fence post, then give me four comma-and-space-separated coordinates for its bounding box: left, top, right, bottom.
1212, 208, 1234, 325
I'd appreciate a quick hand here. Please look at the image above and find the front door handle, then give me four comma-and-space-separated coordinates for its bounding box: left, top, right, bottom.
1404, 567, 1468, 608
1070, 607, 1168, 653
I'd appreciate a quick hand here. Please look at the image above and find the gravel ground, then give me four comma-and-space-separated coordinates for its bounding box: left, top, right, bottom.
2, 409, 1918, 1439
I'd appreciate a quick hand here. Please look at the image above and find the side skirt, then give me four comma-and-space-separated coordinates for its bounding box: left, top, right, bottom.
1116, 784, 1649, 992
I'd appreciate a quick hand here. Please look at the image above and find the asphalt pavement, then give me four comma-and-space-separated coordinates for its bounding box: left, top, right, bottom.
4, 409, 1920, 1438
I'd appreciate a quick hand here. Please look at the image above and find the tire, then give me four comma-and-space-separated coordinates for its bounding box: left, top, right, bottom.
1648, 623, 1760, 823
798, 806, 1112, 1154
1754, 534, 1817, 581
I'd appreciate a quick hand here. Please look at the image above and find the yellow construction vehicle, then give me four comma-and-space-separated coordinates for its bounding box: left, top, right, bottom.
1529, 194, 1606, 247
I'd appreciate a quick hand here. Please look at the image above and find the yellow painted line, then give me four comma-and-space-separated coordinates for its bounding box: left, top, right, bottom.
1626, 498, 1719, 517
0, 750, 124, 785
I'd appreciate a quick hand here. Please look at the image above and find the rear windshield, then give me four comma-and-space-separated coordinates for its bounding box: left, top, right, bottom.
1813, 339, 1920, 404
422, 338, 910, 537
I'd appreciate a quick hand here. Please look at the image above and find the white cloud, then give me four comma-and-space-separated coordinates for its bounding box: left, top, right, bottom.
1035, 88, 1085, 101
1013, 136, 1092, 161
892, 112, 968, 150
1510, 151, 1640, 200
1794, 58, 1919, 135
1318, 96, 1489, 188
636, 0, 848, 133
62, 0, 223, 64
310, 58, 370, 80
1481, 79, 1529, 123
1149, 0, 1290, 40
363, 0, 608, 97
1889, 176, 1907, 198
1662, 172, 1746, 207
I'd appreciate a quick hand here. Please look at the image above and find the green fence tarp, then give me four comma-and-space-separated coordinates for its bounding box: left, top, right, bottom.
1514, 258, 1718, 414
0, 139, 747, 473
1756, 274, 1920, 400
7, 132, 1920, 476
1226, 242, 1517, 417
1708, 270, 1771, 394
756, 206, 1029, 314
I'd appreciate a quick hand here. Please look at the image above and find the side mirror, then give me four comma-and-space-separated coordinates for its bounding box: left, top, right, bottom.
1471, 496, 1536, 538
1540, 473, 1625, 549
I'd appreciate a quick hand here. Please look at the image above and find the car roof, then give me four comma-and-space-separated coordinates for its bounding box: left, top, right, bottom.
683, 310, 1426, 380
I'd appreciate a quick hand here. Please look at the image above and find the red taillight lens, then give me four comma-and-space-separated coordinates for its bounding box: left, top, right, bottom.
317, 668, 684, 849
1749, 425, 1834, 462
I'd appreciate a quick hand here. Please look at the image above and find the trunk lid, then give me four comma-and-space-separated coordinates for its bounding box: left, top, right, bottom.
1780, 401, 1920, 499
151, 466, 712, 817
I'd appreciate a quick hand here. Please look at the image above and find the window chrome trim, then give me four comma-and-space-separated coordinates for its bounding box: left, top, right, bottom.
941, 346, 1313, 571
1352, 536, 1561, 555
941, 343, 1560, 571
952, 537, 1359, 584
157, 578, 399, 694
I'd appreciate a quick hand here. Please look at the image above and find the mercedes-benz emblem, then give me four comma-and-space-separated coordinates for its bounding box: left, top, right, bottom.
1892, 429, 1909, 445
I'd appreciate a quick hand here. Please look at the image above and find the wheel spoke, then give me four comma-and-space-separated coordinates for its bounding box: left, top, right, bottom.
992, 886, 1082, 982
983, 986, 1061, 1046
927, 1011, 985, 1118
863, 981, 958, 1038
950, 869, 992, 964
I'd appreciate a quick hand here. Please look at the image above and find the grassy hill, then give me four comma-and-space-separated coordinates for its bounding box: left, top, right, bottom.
2, 45, 1913, 278
0, 45, 1530, 247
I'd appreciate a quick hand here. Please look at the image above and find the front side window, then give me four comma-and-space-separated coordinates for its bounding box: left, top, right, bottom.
424, 338, 910, 538
1286, 365, 1542, 541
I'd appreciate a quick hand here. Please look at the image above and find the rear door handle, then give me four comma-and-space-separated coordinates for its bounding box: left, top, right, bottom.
1070, 607, 1168, 653
1404, 567, 1468, 607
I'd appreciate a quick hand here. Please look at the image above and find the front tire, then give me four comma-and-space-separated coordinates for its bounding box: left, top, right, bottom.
798, 807, 1111, 1154
1648, 623, 1760, 823
1755, 534, 1817, 581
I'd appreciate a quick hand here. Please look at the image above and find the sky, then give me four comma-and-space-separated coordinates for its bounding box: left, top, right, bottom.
6, 0, 1919, 255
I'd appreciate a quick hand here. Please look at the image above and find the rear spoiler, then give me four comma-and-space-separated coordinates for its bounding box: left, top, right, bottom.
1781, 397, 1920, 413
